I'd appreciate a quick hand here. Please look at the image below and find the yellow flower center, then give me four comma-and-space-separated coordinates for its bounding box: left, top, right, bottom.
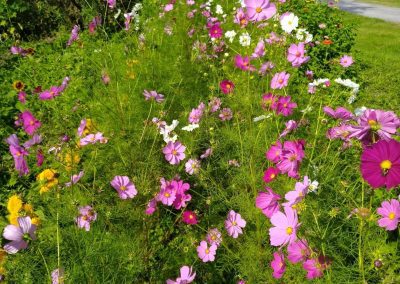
270, 173, 275, 179
189, 214, 193, 219
120, 186, 126, 191
380, 160, 392, 170
211, 236, 216, 240
256, 7, 262, 13
232, 221, 237, 226
278, 79, 284, 84
29, 120, 35, 126
172, 149, 177, 155
286, 227, 293, 235
389, 212, 395, 220
368, 119, 381, 130
205, 249, 209, 254
164, 192, 170, 198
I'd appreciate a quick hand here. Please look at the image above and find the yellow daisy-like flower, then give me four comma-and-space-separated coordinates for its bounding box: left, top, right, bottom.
31, 217, 41, 226
8, 213, 19, 226
12, 80, 25, 91
37, 169, 57, 181
7, 195, 22, 214
23, 203, 34, 214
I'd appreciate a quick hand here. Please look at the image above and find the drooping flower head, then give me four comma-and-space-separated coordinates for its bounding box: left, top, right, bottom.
270, 251, 286, 279
323, 106, 353, 120
143, 90, 165, 103
67, 25, 80, 46
225, 210, 246, 238
65, 171, 84, 187
256, 187, 281, 218
377, 199, 400, 231
163, 141, 186, 165
360, 139, 400, 189
197, 240, 217, 262
3, 216, 36, 254
269, 206, 299, 246
110, 176, 138, 199
244, 0, 276, 22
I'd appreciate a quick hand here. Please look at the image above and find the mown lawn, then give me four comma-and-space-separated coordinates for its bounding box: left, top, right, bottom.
341, 12, 400, 110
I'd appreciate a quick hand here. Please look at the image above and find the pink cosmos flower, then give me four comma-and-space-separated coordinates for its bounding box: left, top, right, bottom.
124, 13, 132, 31
261, 93, 277, 110
349, 109, 400, 143
106, 0, 116, 9
51, 268, 64, 284
220, 80, 235, 94
6, 135, 29, 176
276, 140, 305, 179
251, 40, 265, 58
188, 103, 205, 124
283, 176, 310, 207
287, 239, 311, 263
19, 111, 41, 136
197, 241, 217, 262
65, 171, 84, 187
287, 43, 310, 67
276, 96, 297, 116
88, 16, 101, 34
303, 256, 330, 279
171, 179, 191, 209
234, 55, 255, 71
360, 139, 400, 189
209, 97, 221, 113
145, 198, 158, 215
166, 266, 196, 284
255, 187, 281, 218
39, 86, 60, 100
279, 120, 298, 138
340, 55, 353, 67
185, 159, 201, 175
326, 123, 353, 147
79, 132, 107, 146
18, 91, 27, 104
269, 206, 299, 246
377, 199, 400, 231
219, 108, 233, 121
259, 61, 275, 76
234, 8, 249, 27
245, 0, 276, 22
200, 147, 213, 159
270, 251, 286, 279
209, 23, 222, 39
323, 106, 353, 120
76, 206, 97, 231
143, 90, 164, 103
164, 3, 174, 12
266, 141, 283, 163
163, 141, 186, 165
3, 216, 36, 254
67, 25, 79, 46
225, 210, 246, 238
182, 210, 198, 225
158, 182, 177, 206
206, 228, 222, 247
271, 72, 290, 89
110, 176, 138, 199
263, 167, 279, 183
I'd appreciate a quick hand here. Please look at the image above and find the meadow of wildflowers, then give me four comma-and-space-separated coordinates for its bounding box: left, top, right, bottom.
1, 0, 399, 283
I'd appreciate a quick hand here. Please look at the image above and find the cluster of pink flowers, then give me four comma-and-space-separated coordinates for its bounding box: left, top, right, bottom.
75, 206, 97, 231
188, 102, 206, 124
38, 77, 70, 100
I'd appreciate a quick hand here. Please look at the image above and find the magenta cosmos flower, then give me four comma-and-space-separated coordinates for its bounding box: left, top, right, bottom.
269, 206, 299, 246
206, 228, 222, 247
19, 111, 41, 136
163, 141, 186, 165
234, 55, 255, 71
67, 25, 79, 46
76, 206, 97, 231
65, 171, 84, 187
182, 210, 198, 225
270, 251, 286, 279
39, 86, 60, 100
110, 176, 138, 199
197, 240, 217, 262
271, 72, 290, 89
349, 109, 400, 143
377, 199, 400, 231
276, 140, 305, 179
287, 43, 310, 67
287, 239, 310, 263
276, 96, 297, 116
256, 187, 281, 218
361, 139, 400, 189
225, 210, 246, 238
340, 55, 353, 67
323, 106, 353, 120
266, 141, 283, 163
303, 256, 330, 279
279, 120, 298, 138
220, 80, 235, 94
263, 167, 279, 183
166, 266, 196, 284
245, 0, 276, 22
209, 23, 223, 39
3, 216, 36, 254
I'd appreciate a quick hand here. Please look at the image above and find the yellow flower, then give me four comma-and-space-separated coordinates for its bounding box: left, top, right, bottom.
39, 185, 51, 194
126, 71, 136, 80
23, 203, 34, 214
31, 217, 40, 226
7, 195, 22, 214
65, 152, 80, 171
8, 213, 19, 226
12, 80, 25, 91
37, 169, 57, 181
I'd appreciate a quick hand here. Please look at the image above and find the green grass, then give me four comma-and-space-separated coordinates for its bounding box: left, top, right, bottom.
341, 12, 400, 109
359, 0, 400, 8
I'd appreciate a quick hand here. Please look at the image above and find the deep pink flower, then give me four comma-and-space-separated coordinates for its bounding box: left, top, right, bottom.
145, 198, 158, 215
36, 149, 44, 167
263, 167, 279, 183
106, 0, 116, 9
76, 206, 97, 231
182, 210, 198, 225
18, 91, 27, 104
209, 23, 222, 39
110, 176, 138, 199
255, 187, 281, 218
206, 228, 222, 247
171, 179, 191, 209
361, 139, 400, 189
245, 0, 277, 22
340, 55, 353, 67
287, 239, 310, 263
276, 96, 297, 116
270, 251, 286, 279
197, 240, 217, 262
19, 111, 41, 136
166, 266, 196, 284
219, 108, 233, 121
269, 206, 299, 246
261, 93, 277, 110
276, 140, 305, 179
287, 43, 310, 67
303, 256, 330, 279
279, 120, 298, 138
39, 86, 60, 100
163, 141, 186, 165
7, 135, 29, 176
143, 90, 164, 103
323, 106, 353, 120
271, 72, 290, 89
158, 181, 177, 206
225, 210, 246, 238
3, 216, 36, 254
251, 39, 265, 58
349, 109, 400, 143
234, 55, 255, 71
266, 141, 283, 163
88, 16, 101, 33
377, 199, 400, 231
220, 80, 235, 94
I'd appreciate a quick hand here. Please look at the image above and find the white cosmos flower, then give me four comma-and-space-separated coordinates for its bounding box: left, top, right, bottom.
182, 124, 200, 131
280, 13, 299, 33
225, 30, 237, 43
239, 32, 251, 47
216, 4, 224, 14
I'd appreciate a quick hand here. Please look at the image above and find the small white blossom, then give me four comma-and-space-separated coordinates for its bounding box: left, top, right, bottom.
216, 4, 224, 15
308, 181, 319, 193
239, 32, 251, 47
354, 106, 367, 117
182, 124, 200, 131
280, 13, 299, 33
253, 114, 272, 122
225, 30, 237, 43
